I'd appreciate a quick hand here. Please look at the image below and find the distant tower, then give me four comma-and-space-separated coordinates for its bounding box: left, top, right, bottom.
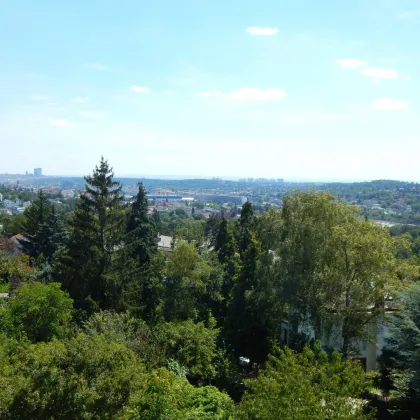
34, 168, 42, 177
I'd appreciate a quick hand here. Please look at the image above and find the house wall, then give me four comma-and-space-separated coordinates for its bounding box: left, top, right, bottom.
281, 316, 390, 372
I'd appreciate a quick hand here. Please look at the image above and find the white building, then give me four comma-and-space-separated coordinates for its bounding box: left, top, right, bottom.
61, 189, 75, 199
12, 206, 25, 215
157, 235, 173, 251
2, 199, 15, 209
281, 310, 393, 372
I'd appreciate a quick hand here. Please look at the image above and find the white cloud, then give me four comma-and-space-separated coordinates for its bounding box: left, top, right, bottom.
130, 85, 150, 93
79, 111, 103, 119
88, 63, 111, 71
72, 97, 90, 103
46, 102, 57, 107
246, 27, 278, 36
372, 98, 409, 111
361, 68, 400, 80
163, 90, 174, 95
31, 94, 49, 101
335, 59, 368, 68
211, 88, 287, 101
49, 119, 74, 127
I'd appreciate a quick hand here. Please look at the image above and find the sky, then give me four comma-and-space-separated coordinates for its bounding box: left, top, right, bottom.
0, 0, 419, 181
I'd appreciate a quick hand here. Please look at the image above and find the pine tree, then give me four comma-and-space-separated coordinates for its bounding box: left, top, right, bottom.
224, 205, 279, 364
57, 157, 125, 314
237, 202, 255, 255
126, 182, 157, 266
19, 190, 51, 256
152, 209, 161, 232
34, 206, 68, 261
215, 217, 233, 265
225, 233, 265, 364
23, 190, 50, 236
57, 196, 100, 312
116, 183, 160, 319
214, 217, 241, 321
83, 157, 124, 253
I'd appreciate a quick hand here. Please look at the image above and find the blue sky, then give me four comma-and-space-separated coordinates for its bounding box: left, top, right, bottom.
0, 0, 419, 181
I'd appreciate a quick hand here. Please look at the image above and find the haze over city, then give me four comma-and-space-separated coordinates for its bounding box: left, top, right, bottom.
1, 0, 419, 180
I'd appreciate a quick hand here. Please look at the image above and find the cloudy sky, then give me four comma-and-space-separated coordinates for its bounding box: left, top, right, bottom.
0, 0, 419, 180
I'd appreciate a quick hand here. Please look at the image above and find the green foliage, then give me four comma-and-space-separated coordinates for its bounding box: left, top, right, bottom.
226, 232, 266, 363
255, 207, 283, 251
174, 219, 205, 245
1, 214, 26, 235
83, 312, 219, 383
158, 319, 219, 383
215, 217, 237, 266
0, 281, 73, 342
205, 214, 221, 245
279, 190, 406, 351
121, 368, 234, 420
3, 168, 419, 417
55, 195, 101, 313
20, 190, 51, 256
214, 217, 241, 323
236, 202, 255, 254
236, 345, 374, 420
0, 251, 31, 290
83, 310, 166, 370
163, 241, 223, 322
224, 203, 285, 364
126, 182, 158, 266
383, 283, 420, 405
326, 217, 405, 352
0, 334, 144, 419
31, 205, 67, 262
57, 157, 125, 313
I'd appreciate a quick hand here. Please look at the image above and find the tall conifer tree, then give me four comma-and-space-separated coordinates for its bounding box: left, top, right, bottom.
57, 157, 124, 314
33, 205, 67, 261
126, 182, 157, 266
20, 190, 51, 256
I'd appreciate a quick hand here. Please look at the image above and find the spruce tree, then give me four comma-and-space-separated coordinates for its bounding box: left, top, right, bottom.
117, 183, 160, 319
225, 233, 266, 364
84, 157, 124, 253
237, 202, 255, 255
19, 190, 51, 256
215, 217, 236, 265
152, 209, 161, 232
214, 217, 241, 322
126, 182, 157, 266
57, 157, 125, 314
34, 206, 68, 261
57, 196, 100, 312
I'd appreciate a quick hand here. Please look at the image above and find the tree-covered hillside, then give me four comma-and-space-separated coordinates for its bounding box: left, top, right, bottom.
1, 158, 419, 419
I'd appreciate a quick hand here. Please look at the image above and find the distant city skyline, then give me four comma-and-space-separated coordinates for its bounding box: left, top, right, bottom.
1, 169, 419, 184
1, 0, 419, 181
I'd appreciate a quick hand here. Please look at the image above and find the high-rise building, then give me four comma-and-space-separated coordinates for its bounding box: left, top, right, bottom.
34, 168, 42, 177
